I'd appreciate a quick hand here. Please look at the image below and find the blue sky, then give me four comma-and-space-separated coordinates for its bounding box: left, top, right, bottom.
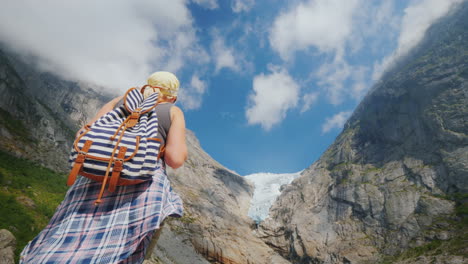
0, 0, 464, 175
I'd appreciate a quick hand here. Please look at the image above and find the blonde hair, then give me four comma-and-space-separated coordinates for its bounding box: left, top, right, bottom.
144, 71, 180, 100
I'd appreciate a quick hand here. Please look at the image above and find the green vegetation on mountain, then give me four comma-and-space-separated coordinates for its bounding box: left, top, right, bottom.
0, 107, 35, 144
0, 150, 67, 261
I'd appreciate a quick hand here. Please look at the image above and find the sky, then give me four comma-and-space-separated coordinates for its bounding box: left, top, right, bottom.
0, 0, 465, 175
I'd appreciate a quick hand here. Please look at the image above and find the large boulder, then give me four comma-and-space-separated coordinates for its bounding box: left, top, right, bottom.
0, 229, 16, 264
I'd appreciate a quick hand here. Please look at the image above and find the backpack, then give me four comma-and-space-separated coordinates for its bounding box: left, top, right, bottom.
67, 86, 164, 204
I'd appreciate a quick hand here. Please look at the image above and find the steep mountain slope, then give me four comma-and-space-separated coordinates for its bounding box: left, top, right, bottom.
0, 47, 290, 263
158, 131, 290, 264
0, 49, 106, 172
257, 3, 468, 263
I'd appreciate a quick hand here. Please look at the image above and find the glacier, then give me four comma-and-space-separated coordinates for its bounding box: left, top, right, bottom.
244, 171, 302, 223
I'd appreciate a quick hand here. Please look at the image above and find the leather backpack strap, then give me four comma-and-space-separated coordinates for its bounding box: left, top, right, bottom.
108, 146, 128, 192
157, 144, 165, 161
67, 140, 93, 186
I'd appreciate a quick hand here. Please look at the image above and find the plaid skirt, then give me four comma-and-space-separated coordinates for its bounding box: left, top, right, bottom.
20, 161, 183, 264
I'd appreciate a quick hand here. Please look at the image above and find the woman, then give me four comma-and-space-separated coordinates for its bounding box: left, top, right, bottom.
20, 71, 187, 263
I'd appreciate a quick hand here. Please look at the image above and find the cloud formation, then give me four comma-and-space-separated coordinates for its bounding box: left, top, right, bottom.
322, 111, 352, 133
178, 74, 208, 110
268, 0, 374, 106
373, 0, 464, 80
269, 0, 360, 60
300, 91, 319, 113
246, 67, 300, 130
192, 0, 219, 10
211, 32, 240, 73
0, 0, 209, 110
232, 0, 255, 13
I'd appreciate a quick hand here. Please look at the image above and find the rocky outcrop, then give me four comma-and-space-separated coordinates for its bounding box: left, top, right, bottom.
258, 3, 468, 264
145, 225, 210, 264
0, 229, 16, 264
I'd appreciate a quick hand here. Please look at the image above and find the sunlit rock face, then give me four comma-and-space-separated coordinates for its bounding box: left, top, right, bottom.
164, 130, 291, 264
257, 3, 468, 264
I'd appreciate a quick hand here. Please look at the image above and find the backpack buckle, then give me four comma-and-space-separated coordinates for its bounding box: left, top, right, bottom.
127, 109, 142, 128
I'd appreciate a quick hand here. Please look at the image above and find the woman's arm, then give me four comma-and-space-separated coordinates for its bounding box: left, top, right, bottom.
164, 106, 188, 169
75, 96, 123, 137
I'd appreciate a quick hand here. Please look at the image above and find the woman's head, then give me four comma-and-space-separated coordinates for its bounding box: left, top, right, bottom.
144, 71, 180, 101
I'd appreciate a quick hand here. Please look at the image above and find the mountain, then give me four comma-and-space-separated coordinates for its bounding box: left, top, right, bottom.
0, 48, 109, 172
257, 3, 468, 264
0, 48, 290, 263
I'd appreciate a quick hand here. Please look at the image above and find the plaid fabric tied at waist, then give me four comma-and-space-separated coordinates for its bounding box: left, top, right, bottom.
20, 161, 183, 264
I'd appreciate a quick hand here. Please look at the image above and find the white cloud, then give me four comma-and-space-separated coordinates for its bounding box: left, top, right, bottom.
315, 61, 369, 104
211, 33, 240, 73
246, 67, 300, 130
322, 111, 352, 133
372, 0, 464, 80
350, 66, 369, 100
316, 59, 351, 105
0, 0, 208, 100
268, 0, 375, 106
269, 0, 361, 60
232, 0, 255, 13
192, 0, 219, 10
300, 91, 319, 113
178, 74, 207, 110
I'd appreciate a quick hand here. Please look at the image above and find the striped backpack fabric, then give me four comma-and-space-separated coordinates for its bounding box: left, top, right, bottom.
67, 86, 164, 204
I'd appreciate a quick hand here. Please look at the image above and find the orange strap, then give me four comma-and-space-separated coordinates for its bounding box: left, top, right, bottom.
108, 146, 127, 193
95, 122, 129, 205
157, 144, 165, 161
67, 140, 93, 186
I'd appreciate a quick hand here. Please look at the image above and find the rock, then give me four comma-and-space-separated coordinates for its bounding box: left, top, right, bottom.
16, 195, 36, 209
150, 224, 210, 264
0, 229, 16, 264
163, 130, 291, 264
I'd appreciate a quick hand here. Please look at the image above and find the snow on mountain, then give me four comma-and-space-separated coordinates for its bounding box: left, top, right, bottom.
244, 171, 302, 223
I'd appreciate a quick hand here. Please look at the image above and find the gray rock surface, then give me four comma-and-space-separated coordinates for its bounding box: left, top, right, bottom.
0, 229, 16, 264
145, 226, 210, 264
258, 3, 468, 264
0, 48, 108, 172
163, 130, 290, 264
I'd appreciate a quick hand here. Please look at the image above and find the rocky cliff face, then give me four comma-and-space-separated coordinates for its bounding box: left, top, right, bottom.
0, 47, 290, 263
153, 130, 290, 264
0, 49, 107, 172
258, 3, 468, 264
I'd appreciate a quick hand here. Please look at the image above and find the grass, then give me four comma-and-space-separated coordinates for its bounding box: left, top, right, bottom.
0, 108, 35, 144
0, 150, 68, 262
166, 211, 199, 235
